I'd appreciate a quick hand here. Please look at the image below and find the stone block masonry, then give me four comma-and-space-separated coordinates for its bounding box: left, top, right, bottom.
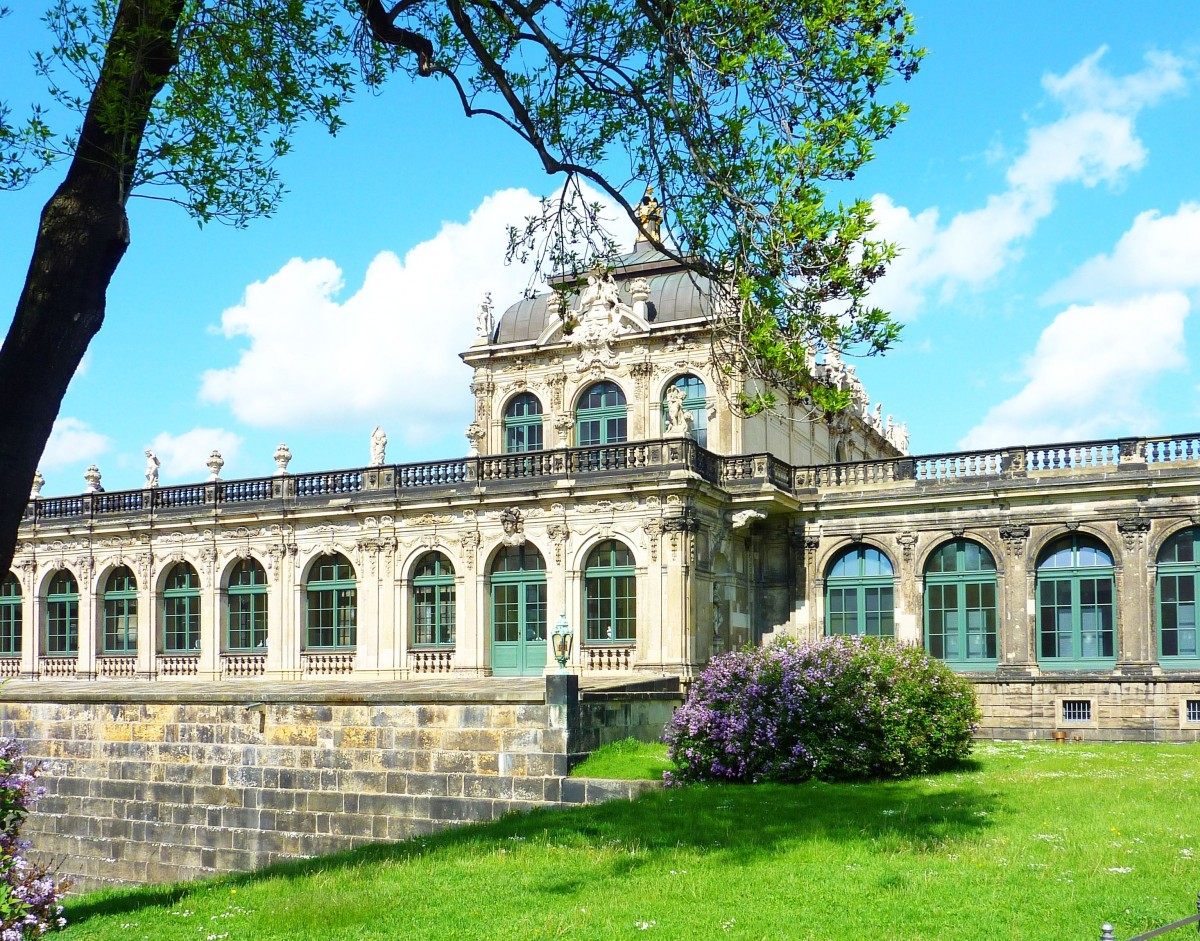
0, 678, 681, 890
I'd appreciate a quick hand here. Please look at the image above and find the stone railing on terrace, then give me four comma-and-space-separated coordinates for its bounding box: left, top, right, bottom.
22, 439, 729, 526
24, 432, 1200, 526
794, 432, 1200, 491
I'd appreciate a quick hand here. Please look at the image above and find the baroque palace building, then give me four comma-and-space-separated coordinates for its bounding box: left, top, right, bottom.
5, 226, 1200, 740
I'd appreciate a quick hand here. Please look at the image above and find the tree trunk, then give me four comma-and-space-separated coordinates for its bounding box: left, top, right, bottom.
0, 0, 184, 579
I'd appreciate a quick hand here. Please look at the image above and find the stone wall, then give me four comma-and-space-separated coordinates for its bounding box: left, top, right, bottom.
975, 676, 1200, 741
0, 679, 677, 890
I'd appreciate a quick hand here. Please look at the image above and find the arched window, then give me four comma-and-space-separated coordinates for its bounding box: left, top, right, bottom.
306, 554, 356, 650
1036, 534, 1115, 668
163, 562, 201, 653
825, 546, 894, 637
1, 573, 21, 656
504, 393, 544, 453
584, 540, 636, 643
576, 381, 627, 446
1157, 527, 1200, 666
45, 570, 79, 656
661, 375, 708, 448
490, 545, 547, 676
226, 559, 268, 652
413, 553, 455, 647
102, 566, 138, 655
924, 540, 997, 667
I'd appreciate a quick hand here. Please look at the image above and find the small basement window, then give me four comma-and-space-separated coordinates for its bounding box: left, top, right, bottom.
1061, 699, 1092, 723
1186, 699, 1200, 724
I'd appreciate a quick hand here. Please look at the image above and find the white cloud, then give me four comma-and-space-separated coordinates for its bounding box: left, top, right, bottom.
1045, 202, 1200, 302
960, 293, 1189, 447
148, 428, 244, 482
38, 417, 111, 471
871, 48, 1186, 319
199, 187, 620, 444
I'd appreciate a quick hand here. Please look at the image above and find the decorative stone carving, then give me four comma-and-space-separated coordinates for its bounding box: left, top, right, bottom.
30, 470, 44, 499
546, 372, 567, 411
500, 507, 526, 547
642, 519, 664, 562
547, 523, 571, 564
998, 523, 1030, 557
629, 360, 655, 398
896, 531, 918, 563
83, 465, 103, 493
629, 277, 651, 320
1117, 517, 1152, 550
273, 443, 292, 476
370, 426, 387, 467
465, 422, 484, 456
553, 414, 574, 446
206, 450, 224, 482
730, 509, 766, 530
459, 530, 481, 569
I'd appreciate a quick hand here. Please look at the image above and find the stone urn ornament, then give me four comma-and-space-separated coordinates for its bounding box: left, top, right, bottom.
273, 443, 292, 476
206, 450, 224, 482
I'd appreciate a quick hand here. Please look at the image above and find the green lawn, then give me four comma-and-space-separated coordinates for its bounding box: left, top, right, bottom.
61, 742, 1199, 941
569, 737, 674, 779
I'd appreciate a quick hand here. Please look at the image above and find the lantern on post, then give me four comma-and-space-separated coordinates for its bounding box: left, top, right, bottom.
550, 612, 573, 673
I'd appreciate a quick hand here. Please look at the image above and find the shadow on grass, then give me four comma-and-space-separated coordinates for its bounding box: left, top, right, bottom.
65, 767, 998, 926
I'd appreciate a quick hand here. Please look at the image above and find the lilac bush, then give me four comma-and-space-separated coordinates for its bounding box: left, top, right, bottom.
0, 739, 68, 939
664, 636, 979, 785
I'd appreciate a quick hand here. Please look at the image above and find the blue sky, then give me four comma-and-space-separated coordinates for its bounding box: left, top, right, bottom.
2, 2, 1199, 495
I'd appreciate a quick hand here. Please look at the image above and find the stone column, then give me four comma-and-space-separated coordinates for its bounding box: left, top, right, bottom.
996, 524, 1035, 676
198, 549, 221, 679
638, 514, 698, 674
353, 540, 382, 675
1115, 517, 1155, 674
17, 562, 37, 679
135, 554, 156, 679
75, 558, 96, 679
893, 532, 920, 646
455, 531, 486, 674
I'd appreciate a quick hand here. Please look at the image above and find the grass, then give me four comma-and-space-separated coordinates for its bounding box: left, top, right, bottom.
59, 742, 1199, 941
569, 737, 673, 779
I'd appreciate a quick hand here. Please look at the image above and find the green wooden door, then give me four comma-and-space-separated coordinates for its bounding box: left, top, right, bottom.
490, 546, 547, 676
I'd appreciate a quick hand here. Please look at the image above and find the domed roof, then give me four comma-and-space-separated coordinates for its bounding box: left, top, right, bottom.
492, 247, 714, 345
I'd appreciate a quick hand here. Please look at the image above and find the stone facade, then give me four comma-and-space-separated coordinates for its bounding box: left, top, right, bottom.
6, 245, 1200, 739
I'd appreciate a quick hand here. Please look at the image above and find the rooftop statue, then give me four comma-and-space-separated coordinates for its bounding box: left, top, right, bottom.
634, 185, 663, 243
144, 449, 160, 488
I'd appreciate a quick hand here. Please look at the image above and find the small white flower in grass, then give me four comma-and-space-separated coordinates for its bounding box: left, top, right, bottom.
669, 869, 687, 876
1106, 867, 1134, 874
880, 809, 897, 816
721, 918, 736, 931
635, 920, 657, 930
1180, 848, 1193, 859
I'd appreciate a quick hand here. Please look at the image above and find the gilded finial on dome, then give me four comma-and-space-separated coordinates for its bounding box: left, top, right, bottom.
634, 185, 662, 243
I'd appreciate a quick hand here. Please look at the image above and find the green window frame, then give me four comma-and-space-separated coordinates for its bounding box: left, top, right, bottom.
1156, 527, 1200, 668
923, 539, 998, 668
1036, 534, 1115, 669
1, 572, 22, 656
576, 381, 627, 446
306, 554, 356, 650
825, 546, 894, 638
45, 569, 79, 656
412, 552, 455, 647
490, 545, 547, 674
102, 566, 138, 655
226, 558, 268, 652
504, 393, 544, 453
162, 563, 201, 653
661, 374, 708, 448
584, 540, 636, 643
